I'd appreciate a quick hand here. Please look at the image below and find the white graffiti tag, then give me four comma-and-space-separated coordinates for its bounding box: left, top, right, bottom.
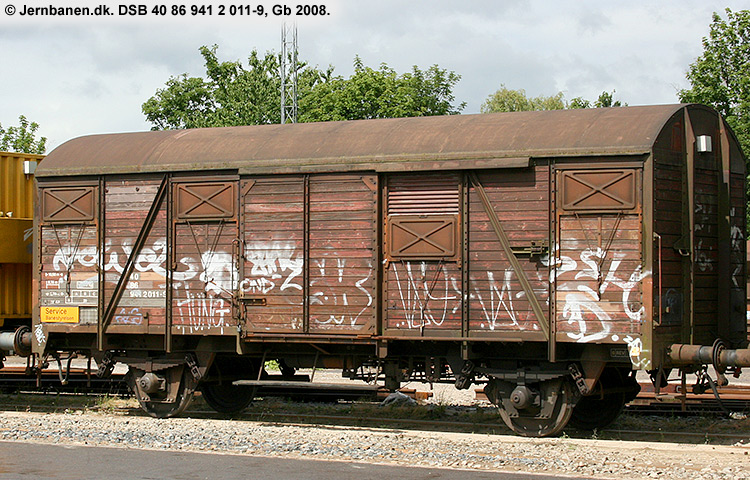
242, 241, 303, 294
555, 246, 648, 343
310, 258, 374, 327
392, 262, 461, 329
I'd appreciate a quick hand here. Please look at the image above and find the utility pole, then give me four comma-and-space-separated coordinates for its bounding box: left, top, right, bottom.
280, 22, 298, 124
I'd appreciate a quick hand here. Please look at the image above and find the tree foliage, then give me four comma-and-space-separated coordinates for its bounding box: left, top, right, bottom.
142, 46, 288, 129
481, 85, 564, 113
568, 91, 624, 109
300, 57, 464, 121
143, 46, 465, 130
678, 8, 750, 158
481, 85, 623, 113
0, 115, 46, 154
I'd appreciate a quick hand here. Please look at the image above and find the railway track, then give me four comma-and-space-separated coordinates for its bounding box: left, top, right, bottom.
627, 382, 750, 415
0, 398, 747, 446
1, 367, 749, 416
1, 370, 748, 446
0, 366, 129, 395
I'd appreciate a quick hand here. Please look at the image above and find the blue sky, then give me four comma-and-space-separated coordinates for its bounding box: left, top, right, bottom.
1, 1, 746, 150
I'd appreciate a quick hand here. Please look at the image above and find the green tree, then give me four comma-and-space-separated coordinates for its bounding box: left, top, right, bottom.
678, 8, 749, 158
300, 57, 464, 121
0, 115, 46, 154
679, 8, 750, 228
482, 86, 624, 113
593, 90, 623, 108
481, 85, 564, 113
143, 45, 295, 129
569, 91, 625, 109
144, 47, 465, 130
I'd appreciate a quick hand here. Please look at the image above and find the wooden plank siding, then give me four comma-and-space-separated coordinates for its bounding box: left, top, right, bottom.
39, 223, 99, 321
104, 179, 167, 330
467, 168, 549, 334
384, 173, 462, 333
241, 174, 377, 334
555, 216, 643, 340
36, 166, 649, 345
307, 174, 377, 334
652, 147, 687, 337
242, 176, 305, 332
692, 154, 719, 340
172, 223, 237, 334
554, 165, 644, 344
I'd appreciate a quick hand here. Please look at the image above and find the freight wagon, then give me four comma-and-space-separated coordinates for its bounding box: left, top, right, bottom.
15, 104, 750, 436
0, 152, 41, 360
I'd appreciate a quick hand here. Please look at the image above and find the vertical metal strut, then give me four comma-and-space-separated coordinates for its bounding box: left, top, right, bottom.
280, 22, 298, 124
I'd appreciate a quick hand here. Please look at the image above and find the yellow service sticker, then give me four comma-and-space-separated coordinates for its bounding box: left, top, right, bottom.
41, 306, 80, 324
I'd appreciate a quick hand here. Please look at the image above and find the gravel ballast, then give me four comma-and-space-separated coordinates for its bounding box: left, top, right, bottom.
1, 410, 748, 480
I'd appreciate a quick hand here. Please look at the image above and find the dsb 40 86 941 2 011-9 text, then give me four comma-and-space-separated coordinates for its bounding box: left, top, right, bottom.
17, 104, 750, 436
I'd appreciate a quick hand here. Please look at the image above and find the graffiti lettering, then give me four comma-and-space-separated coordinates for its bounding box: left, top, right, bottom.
553, 246, 647, 343
391, 262, 460, 329
310, 258, 373, 327
244, 241, 303, 293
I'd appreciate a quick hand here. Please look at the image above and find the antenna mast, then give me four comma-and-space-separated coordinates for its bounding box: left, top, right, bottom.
280, 22, 298, 123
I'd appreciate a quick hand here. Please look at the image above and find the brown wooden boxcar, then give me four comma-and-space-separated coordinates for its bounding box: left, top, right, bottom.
27, 104, 750, 436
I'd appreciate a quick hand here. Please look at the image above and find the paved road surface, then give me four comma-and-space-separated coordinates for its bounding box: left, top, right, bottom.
0, 441, 587, 480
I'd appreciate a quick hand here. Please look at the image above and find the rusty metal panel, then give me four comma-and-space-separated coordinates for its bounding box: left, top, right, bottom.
308, 174, 377, 334
387, 174, 460, 215
103, 179, 167, 329
37, 106, 689, 178
42, 186, 96, 223
560, 169, 637, 211
388, 216, 457, 259
175, 182, 235, 220
467, 167, 550, 334
242, 176, 305, 333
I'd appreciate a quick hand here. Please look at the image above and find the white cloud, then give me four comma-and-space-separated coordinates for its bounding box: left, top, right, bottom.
0, 0, 744, 150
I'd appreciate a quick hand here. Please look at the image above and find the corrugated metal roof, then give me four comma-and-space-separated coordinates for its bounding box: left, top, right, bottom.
37, 104, 688, 177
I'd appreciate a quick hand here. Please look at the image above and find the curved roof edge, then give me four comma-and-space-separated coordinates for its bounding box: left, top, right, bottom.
37, 104, 691, 177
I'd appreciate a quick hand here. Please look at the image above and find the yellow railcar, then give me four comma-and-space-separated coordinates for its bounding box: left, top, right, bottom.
0, 151, 42, 328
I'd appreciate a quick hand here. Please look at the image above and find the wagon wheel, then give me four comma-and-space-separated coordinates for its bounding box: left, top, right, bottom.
200, 383, 255, 414
199, 356, 266, 414
568, 367, 638, 431
278, 359, 297, 379
485, 377, 576, 437
127, 365, 196, 418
